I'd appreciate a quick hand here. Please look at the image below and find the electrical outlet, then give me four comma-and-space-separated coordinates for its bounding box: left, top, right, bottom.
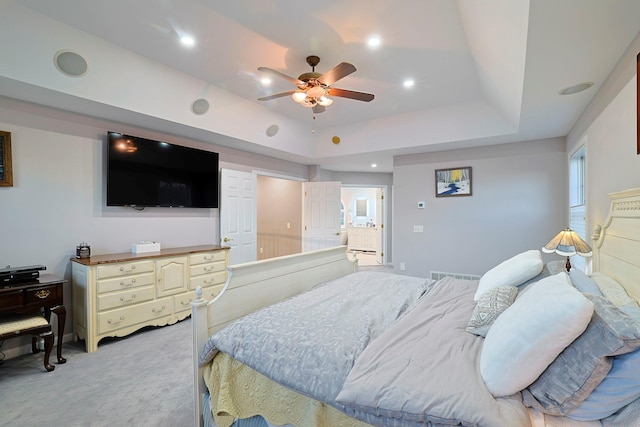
286, 222, 291, 229
259, 248, 264, 254
400, 262, 406, 271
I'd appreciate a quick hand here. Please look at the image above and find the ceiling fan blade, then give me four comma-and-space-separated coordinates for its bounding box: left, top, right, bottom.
312, 104, 326, 114
317, 62, 356, 86
328, 87, 375, 102
257, 67, 304, 86
257, 90, 296, 101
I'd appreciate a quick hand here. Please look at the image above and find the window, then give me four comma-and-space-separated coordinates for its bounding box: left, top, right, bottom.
569, 144, 587, 271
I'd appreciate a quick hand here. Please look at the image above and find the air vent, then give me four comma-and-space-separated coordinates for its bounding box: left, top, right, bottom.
430, 271, 480, 281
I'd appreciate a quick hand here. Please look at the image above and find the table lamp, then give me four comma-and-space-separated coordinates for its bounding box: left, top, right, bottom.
542, 228, 592, 271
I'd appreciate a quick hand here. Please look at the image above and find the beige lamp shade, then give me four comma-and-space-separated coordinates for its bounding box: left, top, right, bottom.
542, 228, 592, 257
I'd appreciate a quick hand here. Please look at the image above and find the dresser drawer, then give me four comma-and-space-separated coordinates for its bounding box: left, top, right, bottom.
174, 284, 225, 313
97, 286, 155, 311
189, 261, 225, 277
190, 271, 226, 289
190, 251, 226, 265
97, 298, 172, 334
96, 272, 154, 294
96, 260, 154, 280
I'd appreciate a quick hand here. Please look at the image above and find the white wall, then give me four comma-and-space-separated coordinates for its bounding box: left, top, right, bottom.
567, 31, 640, 235
393, 138, 567, 278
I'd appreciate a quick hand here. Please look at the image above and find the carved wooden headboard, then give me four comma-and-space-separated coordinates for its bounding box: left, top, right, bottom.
591, 188, 640, 304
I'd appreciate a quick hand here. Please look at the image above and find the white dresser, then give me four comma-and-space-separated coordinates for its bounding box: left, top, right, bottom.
71, 245, 228, 352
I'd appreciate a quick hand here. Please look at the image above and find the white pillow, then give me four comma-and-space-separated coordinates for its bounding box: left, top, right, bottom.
474, 250, 543, 301
589, 273, 639, 308
480, 273, 594, 397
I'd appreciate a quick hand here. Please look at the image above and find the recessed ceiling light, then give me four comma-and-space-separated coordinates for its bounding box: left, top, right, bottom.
403, 79, 415, 88
367, 36, 381, 48
559, 82, 593, 95
261, 77, 272, 86
371, 163, 377, 168
180, 35, 195, 47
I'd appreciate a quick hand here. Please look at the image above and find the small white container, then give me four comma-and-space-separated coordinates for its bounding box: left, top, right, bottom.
131, 241, 161, 253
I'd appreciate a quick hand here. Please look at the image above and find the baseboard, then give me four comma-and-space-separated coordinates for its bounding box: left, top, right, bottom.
1, 332, 75, 361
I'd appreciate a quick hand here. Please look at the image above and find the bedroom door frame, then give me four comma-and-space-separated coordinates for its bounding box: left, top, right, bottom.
341, 184, 388, 265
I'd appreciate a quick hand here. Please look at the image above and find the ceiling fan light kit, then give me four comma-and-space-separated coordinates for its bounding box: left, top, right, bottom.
258, 55, 374, 113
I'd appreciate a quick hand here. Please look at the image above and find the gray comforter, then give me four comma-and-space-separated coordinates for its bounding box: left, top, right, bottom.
200, 272, 530, 426
200, 271, 431, 403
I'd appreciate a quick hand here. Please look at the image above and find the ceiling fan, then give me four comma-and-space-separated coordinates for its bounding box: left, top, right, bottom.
257, 55, 374, 114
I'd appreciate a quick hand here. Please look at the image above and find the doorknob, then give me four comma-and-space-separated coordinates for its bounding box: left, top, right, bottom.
223, 237, 233, 242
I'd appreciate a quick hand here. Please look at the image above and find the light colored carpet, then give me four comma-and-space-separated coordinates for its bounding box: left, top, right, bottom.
0, 318, 193, 427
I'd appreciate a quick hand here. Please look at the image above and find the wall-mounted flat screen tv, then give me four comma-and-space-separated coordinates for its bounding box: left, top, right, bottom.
107, 131, 219, 208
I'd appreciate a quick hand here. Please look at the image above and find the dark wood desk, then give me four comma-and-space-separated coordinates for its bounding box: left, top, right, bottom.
0, 274, 66, 364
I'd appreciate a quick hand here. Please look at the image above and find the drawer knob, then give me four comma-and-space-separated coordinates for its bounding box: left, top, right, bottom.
152, 305, 166, 313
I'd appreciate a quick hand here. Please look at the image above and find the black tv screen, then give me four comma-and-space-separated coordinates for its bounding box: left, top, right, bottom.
107, 132, 219, 208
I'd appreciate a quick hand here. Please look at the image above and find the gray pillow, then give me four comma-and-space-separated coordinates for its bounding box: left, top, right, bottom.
466, 285, 518, 337
523, 294, 640, 415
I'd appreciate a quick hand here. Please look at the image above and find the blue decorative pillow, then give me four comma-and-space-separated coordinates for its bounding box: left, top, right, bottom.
523, 295, 640, 415
567, 349, 640, 420
569, 268, 603, 296
567, 303, 640, 421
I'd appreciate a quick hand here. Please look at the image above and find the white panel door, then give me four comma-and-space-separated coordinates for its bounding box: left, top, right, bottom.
220, 169, 257, 265
302, 181, 341, 252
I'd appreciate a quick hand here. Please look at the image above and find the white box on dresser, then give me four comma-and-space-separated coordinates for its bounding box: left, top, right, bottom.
71, 245, 229, 352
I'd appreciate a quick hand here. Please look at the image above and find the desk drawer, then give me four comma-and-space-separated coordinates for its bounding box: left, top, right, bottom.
97, 272, 154, 294
0, 289, 24, 312
96, 261, 154, 280
97, 286, 155, 311
25, 284, 63, 308
190, 251, 226, 265
97, 298, 172, 334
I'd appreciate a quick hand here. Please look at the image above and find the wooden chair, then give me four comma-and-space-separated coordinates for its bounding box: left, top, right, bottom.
0, 314, 55, 372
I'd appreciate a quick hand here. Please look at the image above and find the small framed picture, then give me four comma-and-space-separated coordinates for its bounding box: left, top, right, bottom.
0, 131, 12, 187
435, 166, 472, 198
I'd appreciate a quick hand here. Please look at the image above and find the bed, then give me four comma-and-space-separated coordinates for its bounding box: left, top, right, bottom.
191, 187, 640, 427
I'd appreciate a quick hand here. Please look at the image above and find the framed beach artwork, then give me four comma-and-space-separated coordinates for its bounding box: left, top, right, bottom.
0, 131, 12, 187
435, 166, 472, 198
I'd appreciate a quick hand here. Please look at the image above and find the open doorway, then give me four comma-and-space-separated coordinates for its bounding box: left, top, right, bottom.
250, 175, 383, 263
341, 186, 386, 266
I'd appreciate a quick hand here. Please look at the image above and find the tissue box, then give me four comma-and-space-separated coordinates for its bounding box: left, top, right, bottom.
131, 241, 161, 253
